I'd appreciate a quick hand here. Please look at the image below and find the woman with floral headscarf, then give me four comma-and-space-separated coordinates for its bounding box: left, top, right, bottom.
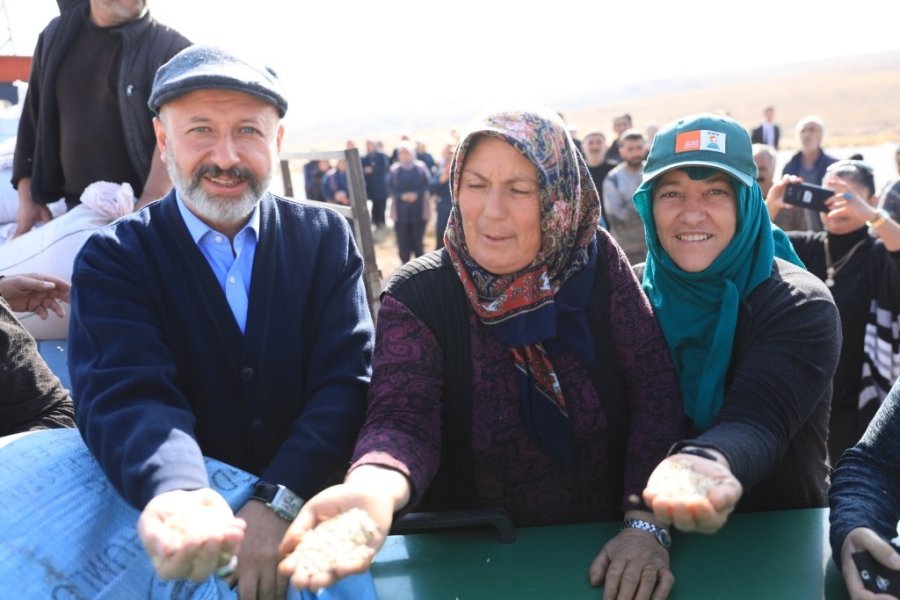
279, 108, 685, 598
636, 113, 841, 536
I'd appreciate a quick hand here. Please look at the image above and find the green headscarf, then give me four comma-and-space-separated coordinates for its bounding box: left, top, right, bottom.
634, 167, 803, 430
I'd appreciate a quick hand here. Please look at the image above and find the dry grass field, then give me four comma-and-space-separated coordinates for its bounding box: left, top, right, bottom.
562, 52, 900, 148
288, 51, 900, 155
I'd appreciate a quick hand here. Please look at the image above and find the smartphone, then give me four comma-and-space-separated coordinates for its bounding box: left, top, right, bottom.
783, 182, 834, 213
853, 550, 900, 595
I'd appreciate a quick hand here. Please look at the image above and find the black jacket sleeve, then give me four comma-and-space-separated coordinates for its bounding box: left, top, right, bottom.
673, 260, 840, 510
11, 30, 46, 188
829, 381, 900, 566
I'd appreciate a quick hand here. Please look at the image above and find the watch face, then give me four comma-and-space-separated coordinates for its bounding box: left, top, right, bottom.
273, 490, 303, 517
271, 486, 305, 521
657, 528, 672, 549
253, 482, 305, 521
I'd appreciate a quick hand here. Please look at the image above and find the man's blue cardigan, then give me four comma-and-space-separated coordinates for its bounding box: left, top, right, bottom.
68, 190, 374, 508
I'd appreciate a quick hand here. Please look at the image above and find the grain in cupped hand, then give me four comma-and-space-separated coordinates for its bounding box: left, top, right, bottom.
286, 508, 379, 579
655, 458, 717, 497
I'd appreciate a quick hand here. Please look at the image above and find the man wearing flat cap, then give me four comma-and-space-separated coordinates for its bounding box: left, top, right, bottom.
68, 45, 374, 595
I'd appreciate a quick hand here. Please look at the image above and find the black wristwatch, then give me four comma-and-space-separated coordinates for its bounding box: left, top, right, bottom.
250, 481, 304, 521
622, 518, 672, 549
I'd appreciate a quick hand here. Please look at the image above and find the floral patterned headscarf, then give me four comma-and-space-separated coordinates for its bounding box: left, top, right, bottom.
444, 108, 600, 462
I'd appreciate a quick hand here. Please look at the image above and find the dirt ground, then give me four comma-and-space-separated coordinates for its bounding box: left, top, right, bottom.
371, 217, 440, 292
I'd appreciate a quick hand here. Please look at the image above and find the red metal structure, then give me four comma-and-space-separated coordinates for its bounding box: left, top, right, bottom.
0, 0, 34, 84
0, 55, 30, 82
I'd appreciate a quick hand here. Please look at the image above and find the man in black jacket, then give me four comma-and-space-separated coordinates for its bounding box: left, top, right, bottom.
750, 106, 780, 149
11, 0, 190, 237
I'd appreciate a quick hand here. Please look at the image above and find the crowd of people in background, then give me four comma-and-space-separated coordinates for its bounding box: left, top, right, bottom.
301, 109, 900, 285
283, 107, 900, 599
302, 135, 453, 261
4, 5, 900, 596
297, 107, 900, 474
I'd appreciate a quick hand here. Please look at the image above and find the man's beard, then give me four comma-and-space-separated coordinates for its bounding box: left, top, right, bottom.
626, 156, 645, 170
102, 0, 148, 22
166, 146, 271, 226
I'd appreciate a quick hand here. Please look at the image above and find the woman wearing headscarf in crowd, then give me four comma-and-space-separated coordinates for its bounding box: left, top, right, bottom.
388, 141, 431, 264
829, 375, 900, 600
279, 107, 685, 598
634, 114, 841, 535
767, 159, 900, 463
320, 159, 350, 206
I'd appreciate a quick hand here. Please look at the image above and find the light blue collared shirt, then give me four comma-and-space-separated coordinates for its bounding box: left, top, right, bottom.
176, 192, 259, 334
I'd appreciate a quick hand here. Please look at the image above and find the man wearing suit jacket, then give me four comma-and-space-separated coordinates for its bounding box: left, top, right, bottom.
750, 106, 780, 149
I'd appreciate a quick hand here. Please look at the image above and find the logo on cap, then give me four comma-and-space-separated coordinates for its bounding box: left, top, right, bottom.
675, 130, 726, 155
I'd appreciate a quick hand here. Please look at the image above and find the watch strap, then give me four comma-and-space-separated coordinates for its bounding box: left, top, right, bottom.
622, 518, 672, 548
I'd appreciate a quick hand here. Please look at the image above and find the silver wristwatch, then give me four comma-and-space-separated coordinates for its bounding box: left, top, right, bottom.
250, 481, 304, 521
622, 518, 672, 548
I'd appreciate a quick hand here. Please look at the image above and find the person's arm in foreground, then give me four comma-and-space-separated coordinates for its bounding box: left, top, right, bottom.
229, 213, 372, 599
11, 31, 51, 238
645, 264, 840, 533
0, 273, 70, 318
643, 448, 742, 534
0, 294, 74, 435
839, 528, 900, 600
590, 508, 674, 600
137, 488, 247, 582
13, 178, 52, 238
70, 230, 244, 583
278, 465, 409, 591
279, 286, 446, 592
830, 383, 900, 600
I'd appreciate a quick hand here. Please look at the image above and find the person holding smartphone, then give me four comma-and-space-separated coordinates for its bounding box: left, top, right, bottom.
830, 375, 900, 599
766, 160, 900, 463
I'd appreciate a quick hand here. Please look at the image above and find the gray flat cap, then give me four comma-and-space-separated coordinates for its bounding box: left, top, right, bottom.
148, 45, 288, 117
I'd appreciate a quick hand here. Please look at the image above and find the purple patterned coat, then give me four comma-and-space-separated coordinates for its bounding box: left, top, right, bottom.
352, 233, 685, 526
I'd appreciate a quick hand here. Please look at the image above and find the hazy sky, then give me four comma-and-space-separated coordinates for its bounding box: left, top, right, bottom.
6, 0, 900, 130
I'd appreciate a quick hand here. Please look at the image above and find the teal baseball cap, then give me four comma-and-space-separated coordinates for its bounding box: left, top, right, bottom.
642, 113, 757, 187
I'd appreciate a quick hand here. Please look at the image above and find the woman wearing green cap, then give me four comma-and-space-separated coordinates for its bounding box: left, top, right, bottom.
632, 113, 841, 534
